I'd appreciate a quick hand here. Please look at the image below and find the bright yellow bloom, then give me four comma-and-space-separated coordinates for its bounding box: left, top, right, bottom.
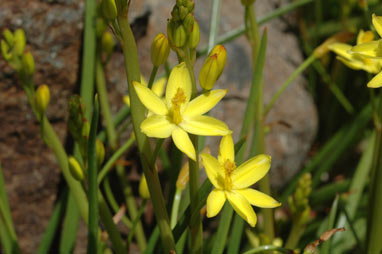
349, 14, 382, 88
124, 76, 167, 107
201, 135, 280, 227
133, 62, 231, 160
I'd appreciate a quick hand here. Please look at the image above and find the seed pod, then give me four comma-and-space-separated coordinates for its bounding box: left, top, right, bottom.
150, 33, 170, 67
34, 84, 50, 115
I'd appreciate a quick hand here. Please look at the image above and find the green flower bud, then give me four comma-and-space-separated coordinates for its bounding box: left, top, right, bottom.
174, 25, 187, 48
1, 40, 12, 61
2, 29, 14, 46
208, 45, 227, 78
199, 54, 219, 90
171, 7, 180, 22
34, 84, 50, 115
188, 19, 200, 49
186, 0, 194, 12
176, 0, 184, 7
22, 52, 35, 76
96, 18, 107, 38
102, 0, 117, 20
96, 139, 105, 168
13, 29, 26, 56
139, 175, 150, 199
150, 33, 170, 67
179, 6, 188, 20
68, 95, 87, 142
101, 31, 115, 57
68, 156, 84, 181
183, 14, 195, 32
167, 20, 175, 46
82, 120, 90, 140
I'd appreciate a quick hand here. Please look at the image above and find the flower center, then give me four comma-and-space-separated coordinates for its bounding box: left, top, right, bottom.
223, 159, 235, 190
170, 88, 186, 124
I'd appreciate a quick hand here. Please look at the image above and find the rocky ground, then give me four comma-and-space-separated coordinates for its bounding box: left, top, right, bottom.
0, 0, 317, 253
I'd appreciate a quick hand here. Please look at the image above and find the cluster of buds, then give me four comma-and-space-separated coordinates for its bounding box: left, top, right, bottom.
288, 173, 312, 225
199, 45, 227, 90
1, 29, 34, 77
167, 0, 200, 49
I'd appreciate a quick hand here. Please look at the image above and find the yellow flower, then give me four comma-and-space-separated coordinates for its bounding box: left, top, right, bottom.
201, 135, 280, 227
133, 62, 231, 160
124, 76, 167, 107
349, 14, 382, 87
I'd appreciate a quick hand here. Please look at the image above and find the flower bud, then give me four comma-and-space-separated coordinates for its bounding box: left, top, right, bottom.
176, 162, 189, 190
1, 40, 12, 61
183, 14, 194, 32
174, 25, 187, 48
150, 33, 170, 67
208, 45, 227, 78
13, 29, 26, 56
2, 29, 14, 46
102, 0, 117, 20
199, 54, 219, 90
96, 18, 107, 38
188, 19, 200, 49
96, 139, 105, 168
167, 20, 175, 47
101, 31, 115, 57
186, 0, 194, 12
34, 84, 50, 115
22, 52, 35, 76
68, 156, 84, 181
139, 175, 150, 199
179, 6, 188, 20
68, 95, 87, 142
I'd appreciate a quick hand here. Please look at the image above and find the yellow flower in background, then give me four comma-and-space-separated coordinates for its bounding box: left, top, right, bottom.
201, 135, 280, 227
133, 62, 231, 160
329, 30, 382, 74
349, 14, 382, 88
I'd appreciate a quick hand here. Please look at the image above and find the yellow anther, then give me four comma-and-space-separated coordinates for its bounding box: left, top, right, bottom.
171, 88, 186, 124
223, 159, 235, 190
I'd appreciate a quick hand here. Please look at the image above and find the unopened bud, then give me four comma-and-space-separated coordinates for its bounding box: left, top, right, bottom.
102, 0, 117, 20
68, 156, 84, 181
272, 238, 283, 247
150, 33, 170, 67
174, 25, 187, 48
96, 18, 107, 38
179, 6, 188, 20
188, 19, 200, 49
186, 0, 194, 12
176, 162, 189, 190
167, 20, 175, 46
2, 29, 14, 46
1, 40, 12, 61
96, 139, 105, 168
199, 54, 219, 90
68, 95, 87, 142
208, 45, 227, 78
82, 120, 90, 139
139, 175, 150, 199
183, 14, 194, 32
22, 52, 35, 76
101, 31, 115, 57
34, 85, 50, 115
13, 29, 26, 56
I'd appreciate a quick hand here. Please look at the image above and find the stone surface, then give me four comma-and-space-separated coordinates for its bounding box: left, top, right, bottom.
0, 0, 317, 253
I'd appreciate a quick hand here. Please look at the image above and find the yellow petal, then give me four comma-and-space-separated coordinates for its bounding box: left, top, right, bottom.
235, 189, 281, 208
336, 56, 365, 71
351, 41, 381, 58
166, 62, 192, 108
218, 134, 235, 165
357, 30, 374, 45
141, 115, 175, 138
133, 81, 168, 116
231, 154, 271, 189
172, 127, 196, 160
368, 71, 382, 88
183, 89, 227, 117
152, 77, 167, 97
373, 14, 382, 38
328, 43, 352, 59
226, 191, 257, 227
180, 115, 231, 136
206, 189, 226, 217
200, 153, 224, 189
123, 95, 130, 107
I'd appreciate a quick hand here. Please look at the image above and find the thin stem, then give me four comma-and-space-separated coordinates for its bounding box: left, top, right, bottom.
264, 54, 316, 116
97, 136, 134, 184
170, 188, 183, 229
208, 0, 222, 52
148, 66, 159, 89
118, 12, 175, 252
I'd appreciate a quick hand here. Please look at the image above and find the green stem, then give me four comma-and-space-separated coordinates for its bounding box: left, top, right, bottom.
170, 188, 183, 229
80, 0, 96, 115
184, 47, 203, 254
97, 136, 135, 184
118, 12, 175, 253
208, 0, 222, 52
242, 245, 295, 254
148, 66, 158, 89
87, 96, 99, 254
367, 91, 382, 254
285, 222, 305, 249
264, 54, 316, 116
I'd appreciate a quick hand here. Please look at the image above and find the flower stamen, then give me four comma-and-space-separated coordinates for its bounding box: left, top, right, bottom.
170, 87, 186, 124
223, 159, 235, 190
